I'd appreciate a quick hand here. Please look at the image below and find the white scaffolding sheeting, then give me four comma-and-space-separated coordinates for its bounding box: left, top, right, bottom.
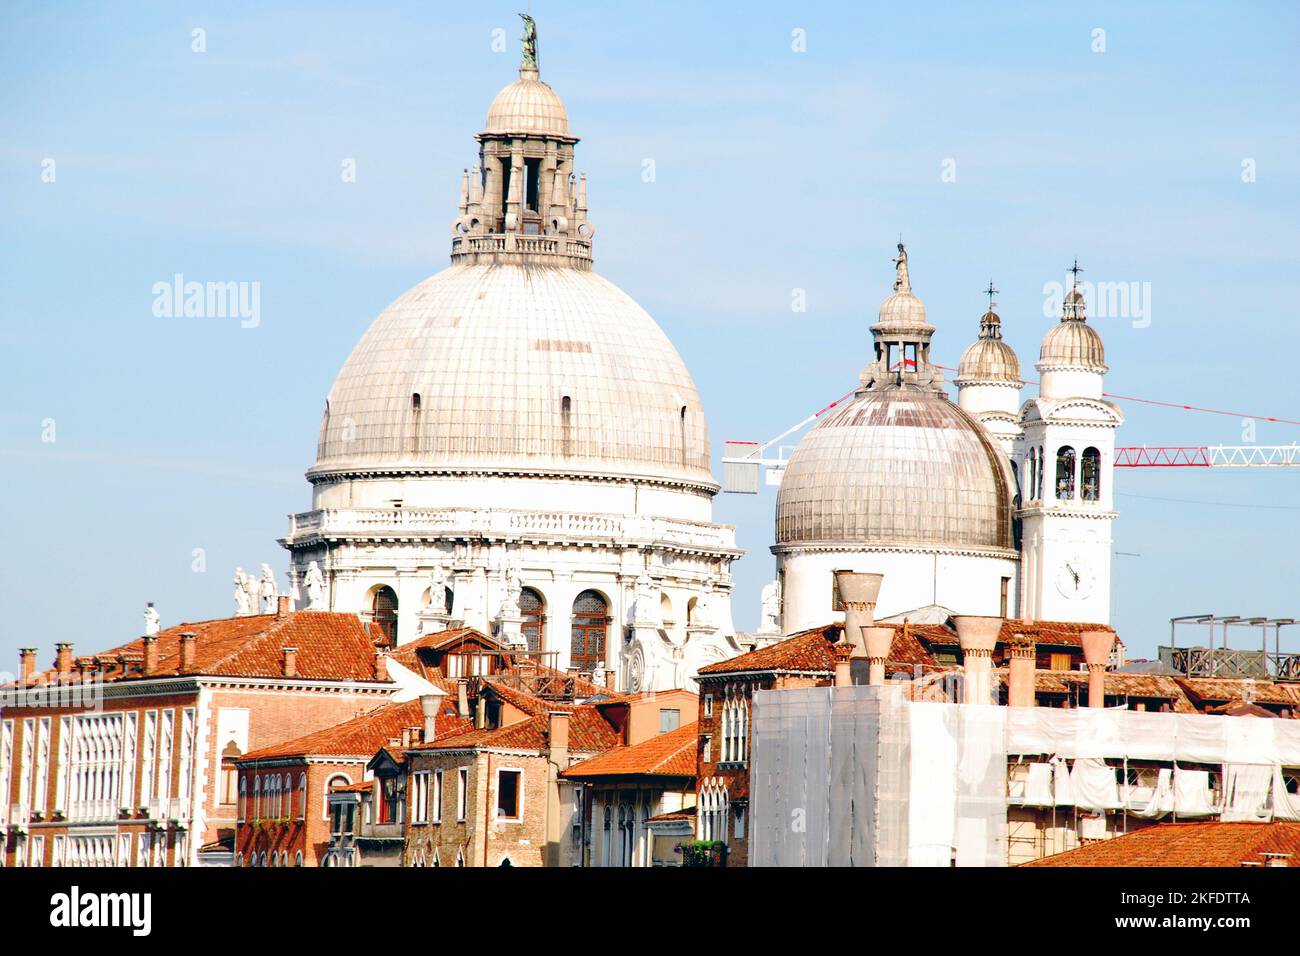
751, 688, 1006, 867
752, 687, 1300, 867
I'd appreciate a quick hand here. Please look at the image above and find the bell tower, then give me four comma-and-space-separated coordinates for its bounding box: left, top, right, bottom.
1019, 264, 1124, 624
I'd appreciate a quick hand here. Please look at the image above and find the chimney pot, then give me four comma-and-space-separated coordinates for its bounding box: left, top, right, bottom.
179, 632, 197, 674
831, 641, 854, 688
19, 648, 37, 684
456, 681, 470, 718
953, 615, 1003, 705
420, 694, 441, 742
142, 635, 160, 676
277, 595, 291, 619
1007, 631, 1038, 708
281, 646, 298, 679
373, 651, 389, 682
547, 711, 571, 762
834, 571, 885, 657
1079, 629, 1116, 709
55, 643, 73, 677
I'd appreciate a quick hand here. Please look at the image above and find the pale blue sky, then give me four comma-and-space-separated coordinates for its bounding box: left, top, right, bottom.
2, 1, 1297, 672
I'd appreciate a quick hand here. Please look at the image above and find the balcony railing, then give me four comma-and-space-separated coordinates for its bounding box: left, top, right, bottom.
286, 508, 737, 552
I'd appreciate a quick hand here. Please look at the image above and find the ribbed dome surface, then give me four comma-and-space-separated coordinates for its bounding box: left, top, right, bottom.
312, 264, 713, 486
775, 391, 1014, 551
485, 77, 570, 136
874, 289, 929, 330
957, 316, 1022, 384
1038, 320, 1106, 370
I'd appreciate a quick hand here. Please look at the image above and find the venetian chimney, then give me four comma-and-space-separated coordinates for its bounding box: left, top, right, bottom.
56, 642, 73, 677
862, 625, 896, 686
142, 635, 159, 677
420, 694, 440, 742
1006, 631, 1038, 708
281, 646, 298, 679
277, 595, 291, 619
373, 651, 389, 682
832, 641, 854, 688
19, 648, 36, 684
953, 615, 1003, 705
833, 571, 884, 658
179, 632, 197, 674
1079, 629, 1116, 709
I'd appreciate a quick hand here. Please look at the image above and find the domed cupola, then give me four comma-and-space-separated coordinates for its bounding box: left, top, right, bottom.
773, 245, 1020, 634
954, 285, 1025, 460
956, 306, 1020, 386
1037, 264, 1107, 400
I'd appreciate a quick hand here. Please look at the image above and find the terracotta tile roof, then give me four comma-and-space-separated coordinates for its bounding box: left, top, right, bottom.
1177, 677, 1300, 709
919, 619, 1116, 649
239, 698, 471, 761
562, 723, 699, 780
994, 670, 1199, 713
697, 625, 843, 676
648, 806, 696, 823
698, 623, 939, 677
1024, 821, 1300, 867
331, 779, 374, 794
410, 704, 621, 755
15, 612, 391, 686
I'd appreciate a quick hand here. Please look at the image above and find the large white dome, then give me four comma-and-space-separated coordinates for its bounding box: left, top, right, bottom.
310, 263, 715, 489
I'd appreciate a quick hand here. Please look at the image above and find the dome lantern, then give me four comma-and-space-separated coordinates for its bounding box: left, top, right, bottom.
860, 243, 945, 393
453, 14, 593, 270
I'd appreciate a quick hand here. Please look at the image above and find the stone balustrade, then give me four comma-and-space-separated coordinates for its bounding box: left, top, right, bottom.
285, 507, 737, 552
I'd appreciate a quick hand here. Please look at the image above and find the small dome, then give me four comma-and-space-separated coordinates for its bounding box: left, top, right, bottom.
1039, 320, 1106, 370
958, 336, 1022, 384
775, 391, 1015, 552
956, 311, 1021, 384
875, 289, 929, 330
485, 75, 570, 136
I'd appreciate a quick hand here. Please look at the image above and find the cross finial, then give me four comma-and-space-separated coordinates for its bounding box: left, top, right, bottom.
983, 279, 998, 312
1068, 258, 1083, 289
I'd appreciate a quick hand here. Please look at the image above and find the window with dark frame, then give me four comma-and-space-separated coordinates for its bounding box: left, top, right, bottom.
497, 769, 521, 820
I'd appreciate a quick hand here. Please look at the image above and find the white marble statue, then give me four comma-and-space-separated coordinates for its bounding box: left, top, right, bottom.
233, 568, 253, 616
303, 561, 325, 611
632, 571, 657, 625
143, 602, 161, 636
259, 563, 279, 612
759, 578, 782, 634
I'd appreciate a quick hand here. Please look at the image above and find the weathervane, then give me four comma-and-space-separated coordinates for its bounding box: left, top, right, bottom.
983, 280, 998, 312
1068, 258, 1083, 290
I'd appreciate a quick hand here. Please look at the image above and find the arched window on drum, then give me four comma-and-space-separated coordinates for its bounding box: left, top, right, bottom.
521, 588, 545, 655
570, 590, 608, 672
371, 585, 398, 645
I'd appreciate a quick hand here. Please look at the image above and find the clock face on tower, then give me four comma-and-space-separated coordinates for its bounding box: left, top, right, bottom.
1055, 553, 1095, 599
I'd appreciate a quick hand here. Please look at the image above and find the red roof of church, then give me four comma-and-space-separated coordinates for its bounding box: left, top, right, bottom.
561, 722, 699, 780
1024, 821, 1300, 867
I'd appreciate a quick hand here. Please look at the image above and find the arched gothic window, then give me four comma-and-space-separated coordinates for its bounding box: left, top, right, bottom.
372, 586, 399, 645
521, 588, 545, 655
570, 591, 608, 671
1036, 446, 1045, 501
1055, 446, 1076, 500
1081, 447, 1101, 501
1027, 447, 1038, 499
